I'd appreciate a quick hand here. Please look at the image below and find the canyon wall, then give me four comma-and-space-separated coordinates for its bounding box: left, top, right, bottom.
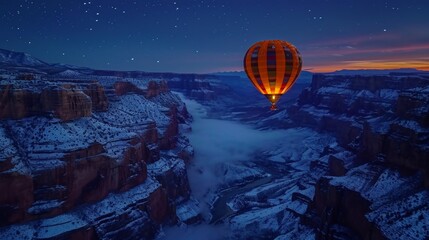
288, 73, 429, 239
0, 78, 196, 239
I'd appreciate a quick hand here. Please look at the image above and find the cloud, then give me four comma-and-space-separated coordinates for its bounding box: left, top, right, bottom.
184, 99, 288, 199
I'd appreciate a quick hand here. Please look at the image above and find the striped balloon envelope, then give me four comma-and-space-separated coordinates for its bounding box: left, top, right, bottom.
244, 40, 302, 110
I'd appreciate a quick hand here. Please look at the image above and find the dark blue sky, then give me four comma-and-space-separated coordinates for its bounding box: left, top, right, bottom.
1, 0, 428, 73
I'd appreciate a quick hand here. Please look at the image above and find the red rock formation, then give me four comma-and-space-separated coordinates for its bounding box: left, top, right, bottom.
0, 138, 152, 226
64, 143, 117, 205
320, 116, 362, 147
83, 83, 109, 111
311, 177, 385, 240
145, 81, 169, 98
159, 107, 179, 150
149, 158, 191, 202
0, 173, 33, 225
0, 84, 97, 121
0, 76, 192, 237
167, 78, 218, 101
0, 85, 41, 119
117, 138, 148, 192
397, 90, 429, 127
114, 80, 169, 99
147, 187, 171, 224
40, 85, 92, 121
143, 122, 161, 163
114, 81, 145, 96
358, 121, 429, 186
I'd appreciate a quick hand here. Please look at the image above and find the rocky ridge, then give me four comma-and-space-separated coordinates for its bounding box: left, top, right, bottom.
281, 73, 429, 239
0, 74, 197, 239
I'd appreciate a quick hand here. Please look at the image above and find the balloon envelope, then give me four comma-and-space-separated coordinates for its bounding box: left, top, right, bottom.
243, 40, 302, 110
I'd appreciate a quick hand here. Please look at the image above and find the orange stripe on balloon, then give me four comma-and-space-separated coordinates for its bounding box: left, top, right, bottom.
258, 41, 271, 94
244, 45, 265, 94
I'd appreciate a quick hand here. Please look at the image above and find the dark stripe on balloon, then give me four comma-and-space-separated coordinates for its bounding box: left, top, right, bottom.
267, 44, 277, 92
282, 44, 302, 94
274, 40, 285, 92
280, 44, 294, 92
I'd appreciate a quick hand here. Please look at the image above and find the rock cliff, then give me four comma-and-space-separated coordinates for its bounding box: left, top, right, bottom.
0, 76, 195, 239
286, 73, 429, 239
0, 81, 110, 121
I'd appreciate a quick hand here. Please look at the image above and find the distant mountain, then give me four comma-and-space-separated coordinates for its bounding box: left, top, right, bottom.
58, 69, 82, 76
50, 63, 91, 71
0, 48, 49, 67
0, 48, 214, 77
0, 48, 92, 74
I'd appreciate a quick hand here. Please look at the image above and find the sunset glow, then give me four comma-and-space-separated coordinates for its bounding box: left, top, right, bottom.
305, 59, 429, 73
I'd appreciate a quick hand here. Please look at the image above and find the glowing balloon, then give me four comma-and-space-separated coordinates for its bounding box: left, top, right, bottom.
244, 40, 302, 110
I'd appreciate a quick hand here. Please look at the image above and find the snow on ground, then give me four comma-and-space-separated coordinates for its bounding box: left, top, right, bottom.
8, 115, 136, 171
83, 177, 160, 219
0, 177, 161, 240
329, 164, 420, 202
0, 124, 29, 174
367, 190, 429, 240
379, 89, 399, 100
230, 202, 288, 235
35, 213, 87, 239
58, 69, 81, 76
327, 163, 429, 239
263, 128, 334, 167
175, 198, 201, 223
317, 86, 354, 95
96, 93, 170, 134
2, 85, 176, 173
147, 157, 186, 176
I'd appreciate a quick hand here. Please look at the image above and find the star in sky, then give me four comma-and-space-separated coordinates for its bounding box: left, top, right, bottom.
0, 0, 428, 73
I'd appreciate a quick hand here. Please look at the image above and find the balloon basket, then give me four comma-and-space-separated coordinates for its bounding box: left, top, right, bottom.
270, 104, 277, 111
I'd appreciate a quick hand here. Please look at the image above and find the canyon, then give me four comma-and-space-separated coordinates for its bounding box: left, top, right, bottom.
0, 48, 428, 239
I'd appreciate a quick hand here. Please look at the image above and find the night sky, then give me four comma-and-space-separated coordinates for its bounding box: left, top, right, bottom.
1, 0, 429, 73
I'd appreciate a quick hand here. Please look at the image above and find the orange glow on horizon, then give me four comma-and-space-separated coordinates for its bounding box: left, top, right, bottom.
305, 60, 429, 73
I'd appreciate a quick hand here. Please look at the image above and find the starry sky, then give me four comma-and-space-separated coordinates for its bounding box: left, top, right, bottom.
1, 0, 429, 73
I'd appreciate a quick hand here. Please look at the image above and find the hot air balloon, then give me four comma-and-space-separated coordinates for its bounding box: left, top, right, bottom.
244, 40, 302, 110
